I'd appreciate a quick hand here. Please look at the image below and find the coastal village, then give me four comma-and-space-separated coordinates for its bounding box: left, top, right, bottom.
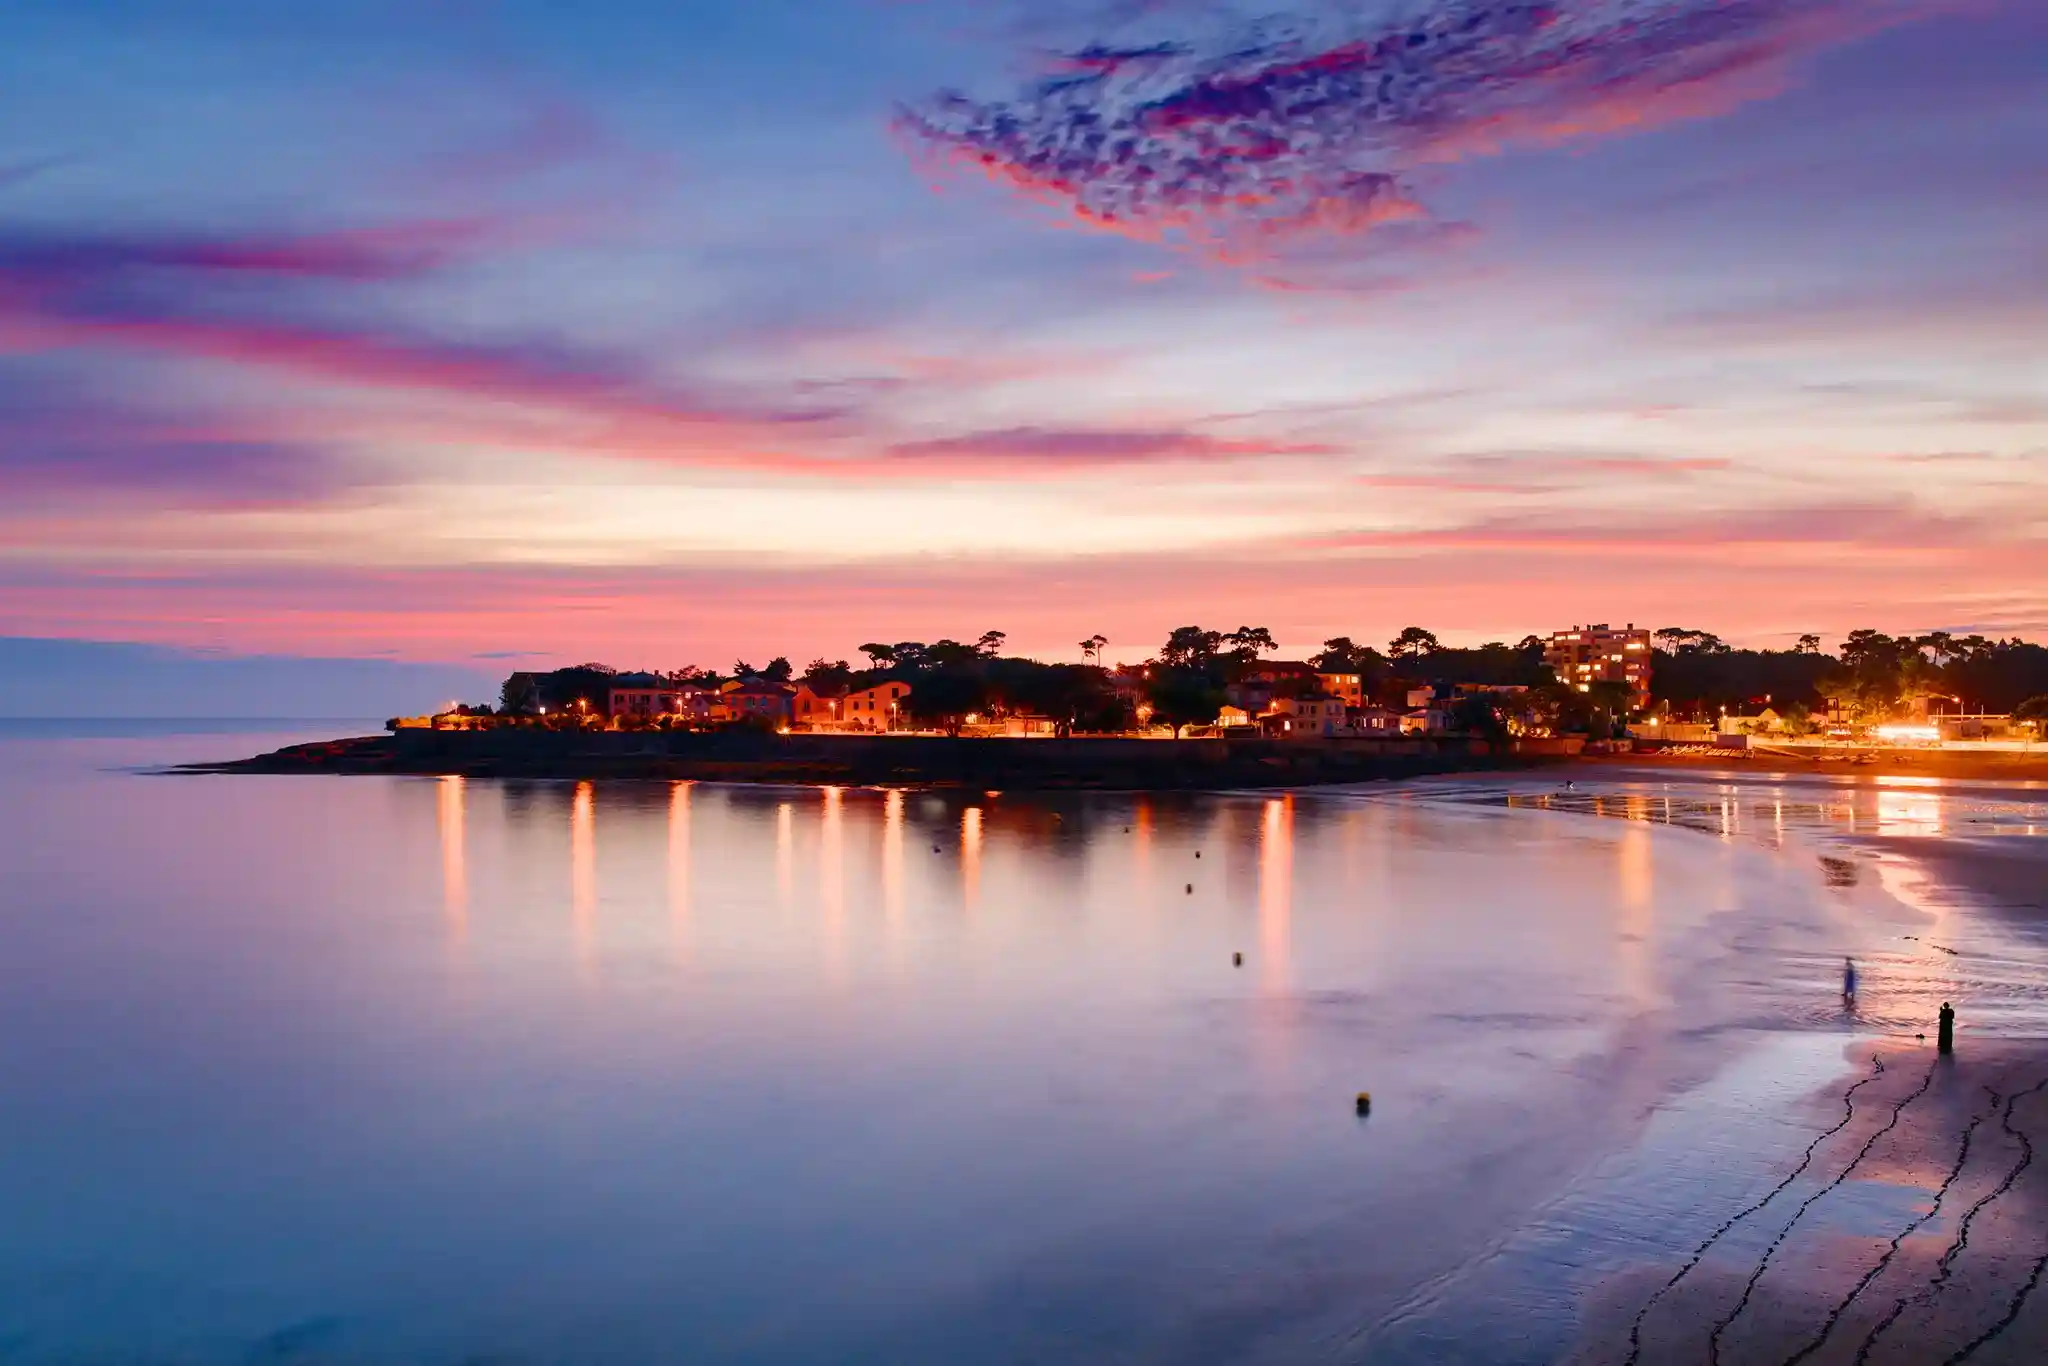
423, 623, 2048, 754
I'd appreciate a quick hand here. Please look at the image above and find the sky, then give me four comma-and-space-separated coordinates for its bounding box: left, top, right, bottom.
2, 0, 2044, 679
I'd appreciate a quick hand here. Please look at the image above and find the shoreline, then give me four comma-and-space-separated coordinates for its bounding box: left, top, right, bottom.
173, 729, 1555, 789
1579, 747, 2048, 783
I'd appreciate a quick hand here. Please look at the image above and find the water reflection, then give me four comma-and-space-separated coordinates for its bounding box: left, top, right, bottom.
961, 805, 983, 908
436, 775, 467, 944
1874, 777, 1944, 835
571, 780, 596, 975
822, 787, 845, 971
1258, 796, 1293, 990
883, 788, 906, 931
668, 782, 692, 961
1616, 823, 1653, 1005
776, 800, 795, 905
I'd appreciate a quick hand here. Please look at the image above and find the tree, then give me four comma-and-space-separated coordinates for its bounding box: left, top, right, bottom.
922, 639, 981, 670
500, 673, 540, 715
1146, 668, 1226, 739
761, 656, 794, 684
1448, 694, 1508, 741
1796, 633, 1823, 654
1158, 626, 1224, 670
1655, 628, 1729, 655
1827, 630, 1936, 722
802, 658, 857, 692
1223, 626, 1276, 664
1311, 637, 1363, 672
904, 670, 987, 736
732, 659, 756, 680
859, 643, 897, 669
1586, 680, 1635, 739
1388, 626, 1440, 660
975, 630, 1008, 659
998, 662, 1114, 738
2014, 696, 2048, 735
531, 665, 618, 716
1079, 634, 1108, 665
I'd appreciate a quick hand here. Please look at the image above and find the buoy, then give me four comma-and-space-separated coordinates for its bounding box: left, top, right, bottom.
1185, 883, 1193, 894
1233, 952, 1243, 967
1195, 851, 1201, 859
1355, 1092, 1372, 1116
933, 845, 941, 853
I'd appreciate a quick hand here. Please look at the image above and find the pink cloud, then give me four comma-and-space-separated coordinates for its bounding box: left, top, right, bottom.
898, 0, 1958, 259
5, 497, 2039, 664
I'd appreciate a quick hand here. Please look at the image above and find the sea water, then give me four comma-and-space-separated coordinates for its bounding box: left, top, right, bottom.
1, 723, 2044, 1364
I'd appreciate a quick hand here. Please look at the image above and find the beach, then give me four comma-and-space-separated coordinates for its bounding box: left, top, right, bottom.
1385, 766, 2048, 1365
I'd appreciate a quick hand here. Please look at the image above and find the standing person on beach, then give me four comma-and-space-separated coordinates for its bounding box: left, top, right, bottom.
1842, 957, 1858, 1004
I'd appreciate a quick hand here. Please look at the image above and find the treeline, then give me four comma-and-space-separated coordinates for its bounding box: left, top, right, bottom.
1646, 628, 2048, 721
488, 624, 2048, 735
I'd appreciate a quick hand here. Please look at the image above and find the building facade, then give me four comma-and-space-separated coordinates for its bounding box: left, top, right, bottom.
1544, 623, 1654, 712
1265, 693, 1349, 737
841, 681, 911, 731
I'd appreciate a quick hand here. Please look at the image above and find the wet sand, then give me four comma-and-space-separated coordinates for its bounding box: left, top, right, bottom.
1861, 837, 2048, 922
1570, 1040, 2048, 1365
1578, 749, 2048, 784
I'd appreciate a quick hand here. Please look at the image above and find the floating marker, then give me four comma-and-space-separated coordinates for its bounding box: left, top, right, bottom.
1233, 952, 1243, 967
1185, 883, 1193, 894
1195, 851, 1201, 859
1355, 1092, 1372, 1116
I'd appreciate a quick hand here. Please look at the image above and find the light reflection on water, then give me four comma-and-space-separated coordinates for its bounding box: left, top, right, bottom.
0, 728, 2043, 1365
1404, 769, 2048, 1043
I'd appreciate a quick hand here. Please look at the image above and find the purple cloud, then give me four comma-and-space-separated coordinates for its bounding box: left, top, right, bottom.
0, 371, 349, 508
0, 218, 492, 284
885, 423, 1338, 465
0, 219, 842, 442
899, 0, 1951, 256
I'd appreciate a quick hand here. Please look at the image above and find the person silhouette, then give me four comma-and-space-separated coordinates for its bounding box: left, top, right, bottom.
1939, 1002, 1955, 1055
1842, 957, 1858, 1004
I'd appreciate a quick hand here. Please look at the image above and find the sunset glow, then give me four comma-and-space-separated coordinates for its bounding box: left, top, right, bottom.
3, 0, 2043, 668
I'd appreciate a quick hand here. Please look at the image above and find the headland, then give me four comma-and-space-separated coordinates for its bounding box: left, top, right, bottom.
177, 728, 1547, 789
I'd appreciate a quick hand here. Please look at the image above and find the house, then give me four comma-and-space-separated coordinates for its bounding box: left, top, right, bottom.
719, 679, 797, 725
1225, 678, 1276, 714
1402, 707, 1452, 735
1267, 692, 1349, 738
1404, 686, 1438, 710
842, 680, 912, 731
791, 684, 846, 729
1354, 705, 1404, 734
1317, 671, 1365, 707
608, 671, 684, 719
1217, 704, 1255, 728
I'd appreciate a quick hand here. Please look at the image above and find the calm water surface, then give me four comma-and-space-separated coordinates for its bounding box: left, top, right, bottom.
3, 725, 2045, 1364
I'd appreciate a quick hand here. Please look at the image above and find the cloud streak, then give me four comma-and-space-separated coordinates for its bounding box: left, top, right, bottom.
899, 0, 1949, 256
885, 423, 1338, 465
0, 219, 844, 452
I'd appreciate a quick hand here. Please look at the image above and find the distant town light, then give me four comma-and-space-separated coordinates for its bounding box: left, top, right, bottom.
1875, 724, 1940, 743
